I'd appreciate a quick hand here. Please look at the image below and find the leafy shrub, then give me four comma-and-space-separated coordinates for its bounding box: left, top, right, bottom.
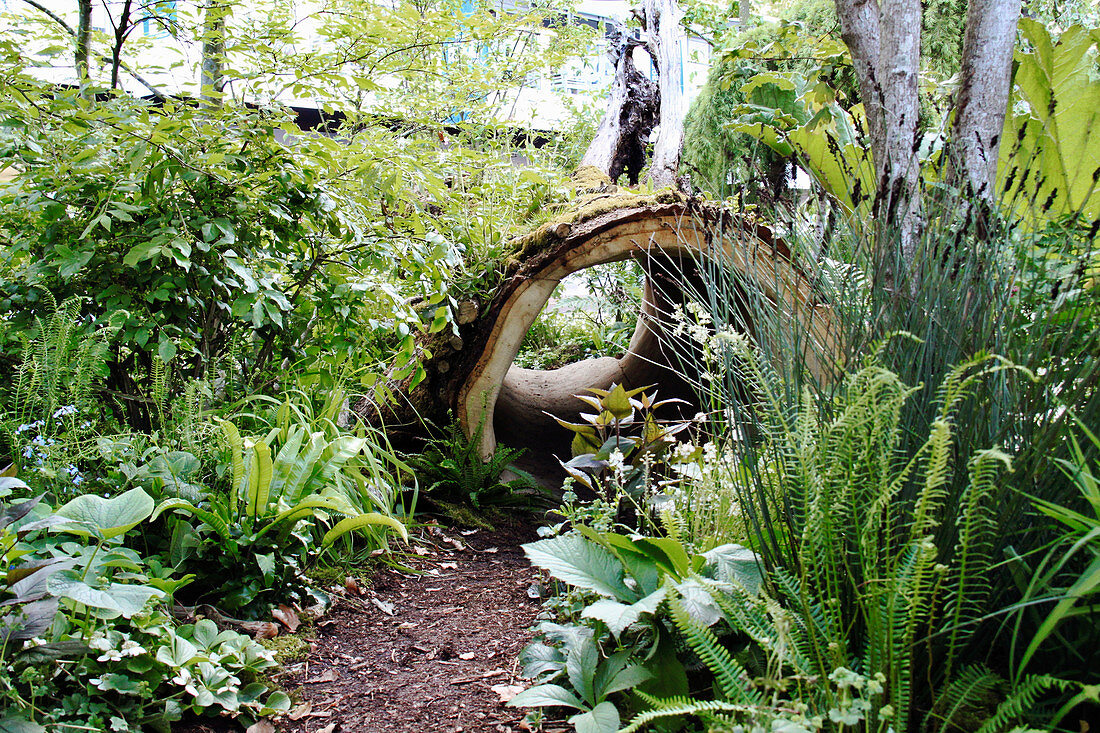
0, 479, 288, 731
152, 419, 407, 615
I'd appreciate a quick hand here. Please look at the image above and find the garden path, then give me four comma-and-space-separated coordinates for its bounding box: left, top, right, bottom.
274, 520, 546, 733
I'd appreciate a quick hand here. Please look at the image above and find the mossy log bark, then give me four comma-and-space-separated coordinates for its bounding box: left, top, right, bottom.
355, 170, 834, 479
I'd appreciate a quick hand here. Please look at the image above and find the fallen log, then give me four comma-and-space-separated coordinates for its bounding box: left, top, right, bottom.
356, 169, 834, 482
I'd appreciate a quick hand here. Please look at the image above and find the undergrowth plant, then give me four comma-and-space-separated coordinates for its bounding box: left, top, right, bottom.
624, 348, 1085, 731
404, 417, 547, 514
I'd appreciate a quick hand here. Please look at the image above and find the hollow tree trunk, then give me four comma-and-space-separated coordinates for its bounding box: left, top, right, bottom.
579, 28, 659, 185
355, 172, 832, 483
355, 11, 832, 483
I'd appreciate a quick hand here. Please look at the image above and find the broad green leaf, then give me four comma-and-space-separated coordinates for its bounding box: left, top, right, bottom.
522, 535, 634, 601
566, 629, 599, 706
55, 488, 153, 539
703, 544, 764, 594
156, 634, 201, 667
322, 512, 408, 545
633, 537, 692, 577
672, 577, 723, 627
602, 664, 652, 696
247, 441, 273, 519
507, 683, 585, 710
152, 498, 230, 540
0, 716, 47, 733
570, 702, 620, 733
602, 384, 633, 419
47, 573, 163, 617
1000, 19, 1100, 222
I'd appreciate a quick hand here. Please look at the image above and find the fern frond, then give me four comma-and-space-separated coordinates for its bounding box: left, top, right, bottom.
975, 675, 1070, 733
927, 664, 1005, 733
620, 697, 750, 733
942, 449, 1011, 679
667, 591, 761, 706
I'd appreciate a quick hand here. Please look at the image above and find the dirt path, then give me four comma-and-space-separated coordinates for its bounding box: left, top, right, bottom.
275, 520, 544, 733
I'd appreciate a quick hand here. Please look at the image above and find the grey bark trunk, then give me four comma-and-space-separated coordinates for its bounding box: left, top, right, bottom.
579, 29, 659, 184
200, 0, 229, 104
949, 0, 1022, 201
642, 0, 686, 188
740, 0, 752, 27
76, 0, 92, 86
835, 0, 922, 273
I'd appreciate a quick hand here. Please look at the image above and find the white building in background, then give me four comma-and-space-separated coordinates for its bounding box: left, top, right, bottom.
0, 0, 709, 131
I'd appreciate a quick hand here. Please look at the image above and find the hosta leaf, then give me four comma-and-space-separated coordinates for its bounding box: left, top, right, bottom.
48, 573, 163, 618
55, 488, 153, 539
0, 599, 59, 642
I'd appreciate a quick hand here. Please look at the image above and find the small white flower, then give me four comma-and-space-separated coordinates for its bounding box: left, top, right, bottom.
97, 649, 124, 662
607, 449, 625, 472
52, 405, 78, 418
120, 640, 146, 657
89, 636, 113, 652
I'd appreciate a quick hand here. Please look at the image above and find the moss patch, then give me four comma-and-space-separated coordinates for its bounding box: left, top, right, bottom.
261, 632, 311, 666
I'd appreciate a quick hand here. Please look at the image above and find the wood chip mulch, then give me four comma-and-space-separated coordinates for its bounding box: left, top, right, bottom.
272, 519, 546, 733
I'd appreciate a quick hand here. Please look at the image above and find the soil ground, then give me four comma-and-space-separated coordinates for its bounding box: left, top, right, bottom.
178, 518, 551, 733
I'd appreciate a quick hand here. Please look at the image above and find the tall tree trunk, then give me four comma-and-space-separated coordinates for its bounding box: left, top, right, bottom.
740, 0, 752, 28
835, 0, 922, 277
949, 0, 1022, 202
641, 0, 686, 188
200, 0, 229, 104
76, 0, 92, 87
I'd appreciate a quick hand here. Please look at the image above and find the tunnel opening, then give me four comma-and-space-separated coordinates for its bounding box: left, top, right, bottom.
493, 254, 732, 487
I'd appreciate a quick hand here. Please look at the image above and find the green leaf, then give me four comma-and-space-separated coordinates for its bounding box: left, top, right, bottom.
581, 587, 667, 638
152, 498, 230, 540
322, 512, 408, 545
602, 384, 633, 420
122, 241, 162, 267
507, 683, 585, 710
0, 716, 47, 733
157, 338, 177, 363
566, 629, 599, 706
47, 573, 163, 618
703, 544, 763, 594
247, 441, 273, 519
570, 701, 620, 733
522, 535, 635, 602
55, 488, 154, 539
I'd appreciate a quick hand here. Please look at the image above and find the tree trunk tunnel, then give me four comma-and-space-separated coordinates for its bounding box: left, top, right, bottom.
495, 267, 705, 485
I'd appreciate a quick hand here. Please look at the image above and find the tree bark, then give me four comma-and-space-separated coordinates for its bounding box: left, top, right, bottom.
109, 0, 134, 90
740, 0, 752, 28
201, 0, 229, 104
579, 29, 659, 185
949, 0, 1022, 201
641, 0, 686, 188
835, 0, 922, 271
76, 0, 92, 87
